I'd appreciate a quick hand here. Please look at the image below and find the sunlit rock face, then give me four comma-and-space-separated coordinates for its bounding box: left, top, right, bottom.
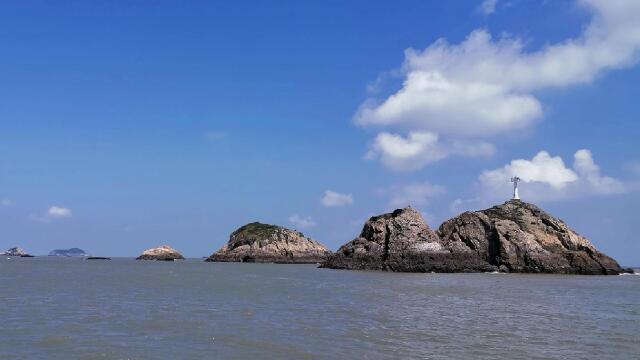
136, 245, 184, 261
206, 222, 331, 264
323, 202, 626, 275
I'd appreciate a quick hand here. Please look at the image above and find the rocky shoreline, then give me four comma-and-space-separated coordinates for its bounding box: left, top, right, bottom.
2, 200, 632, 275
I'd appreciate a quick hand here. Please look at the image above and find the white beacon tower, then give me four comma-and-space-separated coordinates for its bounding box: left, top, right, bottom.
510, 177, 521, 200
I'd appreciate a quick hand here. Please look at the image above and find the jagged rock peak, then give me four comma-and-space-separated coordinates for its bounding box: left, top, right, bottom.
206, 222, 331, 263
136, 245, 184, 261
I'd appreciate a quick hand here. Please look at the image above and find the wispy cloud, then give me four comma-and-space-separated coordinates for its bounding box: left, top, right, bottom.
321, 190, 354, 207
478, 0, 498, 15
1, 198, 12, 207
203, 131, 228, 142
288, 215, 316, 228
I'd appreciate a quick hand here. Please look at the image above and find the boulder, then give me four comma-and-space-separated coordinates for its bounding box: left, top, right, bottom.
322, 201, 625, 275
136, 245, 184, 261
206, 222, 331, 263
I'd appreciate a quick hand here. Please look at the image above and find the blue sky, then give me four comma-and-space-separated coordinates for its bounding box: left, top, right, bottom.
1, 0, 639, 264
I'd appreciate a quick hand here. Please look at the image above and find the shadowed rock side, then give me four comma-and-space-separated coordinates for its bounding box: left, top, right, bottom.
322, 201, 627, 275
206, 222, 331, 263
136, 245, 184, 261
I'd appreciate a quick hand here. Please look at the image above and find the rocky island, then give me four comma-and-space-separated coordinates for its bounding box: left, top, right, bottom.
322, 200, 629, 275
1, 247, 34, 257
206, 222, 331, 263
49, 248, 88, 257
136, 245, 184, 261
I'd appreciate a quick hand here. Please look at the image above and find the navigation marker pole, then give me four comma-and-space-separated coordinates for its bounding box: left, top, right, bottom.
511, 177, 521, 200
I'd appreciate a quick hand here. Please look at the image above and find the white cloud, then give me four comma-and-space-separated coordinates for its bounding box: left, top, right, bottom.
33, 206, 73, 222
366, 131, 495, 171
47, 206, 73, 219
386, 181, 446, 208
356, 0, 640, 170
321, 190, 353, 207
1, 198, 12, 206
288, 215, 316, 228
478, 149, 627, 202
479, 0, 499, 15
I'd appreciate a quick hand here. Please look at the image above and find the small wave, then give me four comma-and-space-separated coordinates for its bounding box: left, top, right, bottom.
619, 272, 640, 276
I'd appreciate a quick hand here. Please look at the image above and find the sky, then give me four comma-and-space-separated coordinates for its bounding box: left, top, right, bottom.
1, 0, 639, 264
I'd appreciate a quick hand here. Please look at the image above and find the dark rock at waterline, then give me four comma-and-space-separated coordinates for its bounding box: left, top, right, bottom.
322, 201, 625, 275
206, 222, 331, 263
136, 245, 184, 261
49, 248, 88, 257
86, 257, 111, 260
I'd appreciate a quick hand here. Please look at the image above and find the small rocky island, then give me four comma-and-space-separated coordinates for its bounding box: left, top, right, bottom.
49, 248, 88, 257
206, 222, 331, 263
136, 245, 184, 261
1, 247, 34, 257
322, 200, 629, 275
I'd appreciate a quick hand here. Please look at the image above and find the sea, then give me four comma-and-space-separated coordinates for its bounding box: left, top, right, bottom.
0, 257, 638, 359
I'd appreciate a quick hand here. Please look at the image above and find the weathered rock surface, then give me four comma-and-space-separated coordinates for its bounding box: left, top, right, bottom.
136, 245, 184, 261
1, 247, 32, 257
322, 207, 494, 272
49, 248, 88, 257
206, 222, 331, 263
322, 201, 626, 275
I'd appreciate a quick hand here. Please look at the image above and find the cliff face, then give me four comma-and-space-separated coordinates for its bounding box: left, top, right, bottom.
136, 245, 184, 261
322, 201, 626, 275
206, 222, 331, 263
437, 200, 623, 274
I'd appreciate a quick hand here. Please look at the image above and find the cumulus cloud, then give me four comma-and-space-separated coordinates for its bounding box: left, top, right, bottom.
385, 181, 446, 208
288, 215, 316, 228
478, 149, 627, 202
356, 0, 640, 170
366, 131, 495, 171
479, 0, 499, 15
321, 190, 353, 207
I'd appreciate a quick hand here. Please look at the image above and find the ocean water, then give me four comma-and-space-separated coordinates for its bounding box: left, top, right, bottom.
0, 257, 638, 359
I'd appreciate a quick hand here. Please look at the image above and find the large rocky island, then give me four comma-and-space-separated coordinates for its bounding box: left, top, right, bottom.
206, 222, 331, 263
136, 245, 184, 261
322, 200, 628, 275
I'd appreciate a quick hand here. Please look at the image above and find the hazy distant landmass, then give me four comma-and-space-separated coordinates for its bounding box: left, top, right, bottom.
48, 248, 88, 257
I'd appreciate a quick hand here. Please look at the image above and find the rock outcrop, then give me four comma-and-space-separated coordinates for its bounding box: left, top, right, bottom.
136, 245, 184, 261
1, 247, 33, 257
206, 222, 331, 263
322, 201, 627, 275
49, 248, 88, 257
